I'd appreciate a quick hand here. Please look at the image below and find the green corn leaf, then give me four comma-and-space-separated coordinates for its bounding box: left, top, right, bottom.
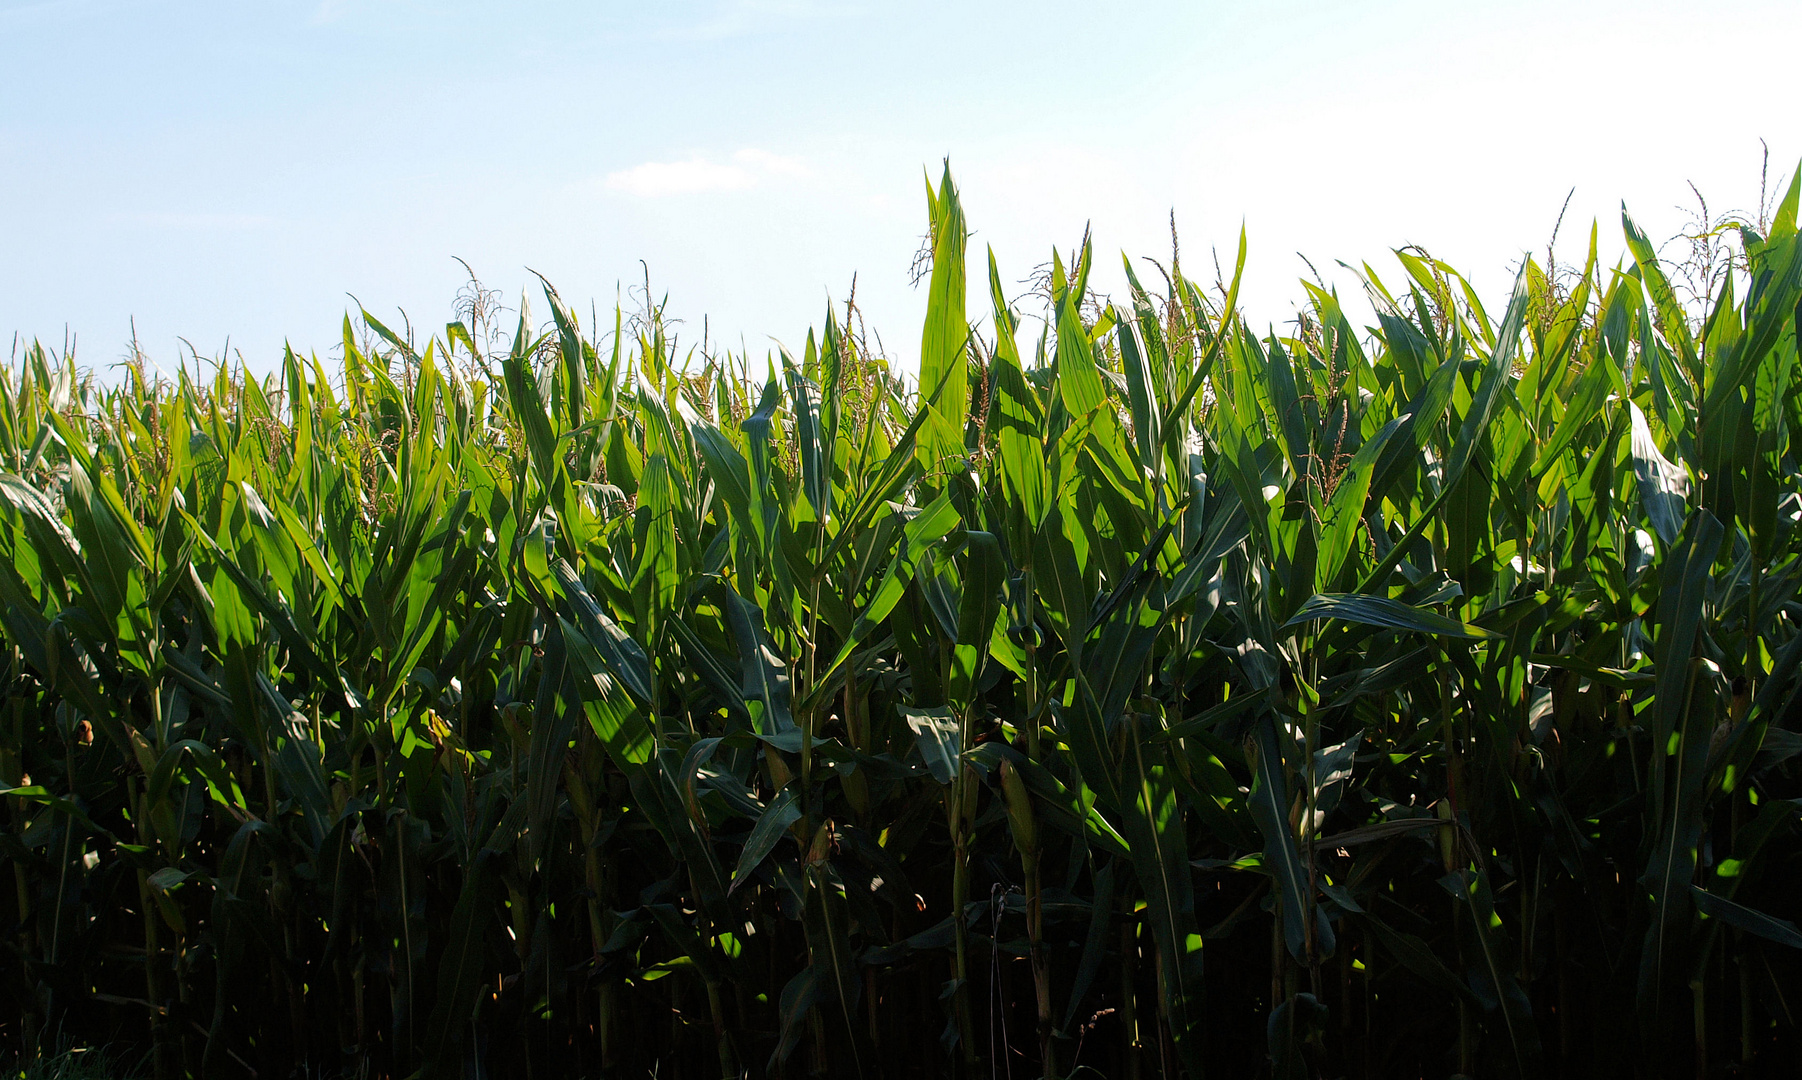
562, 616, 656, 767
541, 279, 586, 430
1157, 228, 1243, 446
423, 845, 501, 1077
1249, 711, 1321, 963
555, 559, 655, 705
968, 746, 1129, 858
1623, 208, 1700, 380
503, 338, 566, 497
1033, 506, 1090, 664
803, 860, 867, 1071
918, 162, 969, 477
722, 584, 796, 736
1629, 402, 1690, 545
1315, 416, 1403, 592
947, 530, 1003, 710
691, 421, 754, 529
667, 614, 754, 727
770, 967, 821, 1070
1636, 511, 1724, 1022
901, 706, 960, 785
524, 631, 581, 868
1536, 345, 1621, 472
1444, 261, 1532, 487
1456, 867, 1545, 1075
1267, 992, 1329, 1080
1354, 912, 1479, 1007
1690, 886, 1802, 950
1117, 715, 1207, 1075
813, 492, 960, 690
730, 786, 801, 893
1054, 244, 1107, 418
740, 375, 783, 558
1059, 858, 1116, 1035
1117, 315, 1161, 477
630, 452, 680, 643
783, 358, 831, 522
1, 785, 115, 840
989, 250, 1050, 533
1284, 593, 1502, 640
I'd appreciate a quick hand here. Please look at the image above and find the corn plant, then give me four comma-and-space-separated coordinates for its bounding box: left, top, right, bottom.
2, 161, 1801, 1080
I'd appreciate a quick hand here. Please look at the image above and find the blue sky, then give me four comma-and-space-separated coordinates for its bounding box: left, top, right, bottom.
2, 0, 1797, 374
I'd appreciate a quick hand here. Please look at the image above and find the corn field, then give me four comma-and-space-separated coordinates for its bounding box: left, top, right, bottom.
4, 164, 1802, 1080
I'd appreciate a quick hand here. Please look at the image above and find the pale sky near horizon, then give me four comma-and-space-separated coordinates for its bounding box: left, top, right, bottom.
2, 0, 1797, 377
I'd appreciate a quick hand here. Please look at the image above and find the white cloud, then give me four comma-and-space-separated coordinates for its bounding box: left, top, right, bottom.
605, 159, 754, 197
731, 148, 811, 179
604, 149, 811, 198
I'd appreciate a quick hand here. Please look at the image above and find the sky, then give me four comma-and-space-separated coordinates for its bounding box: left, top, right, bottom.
2, 0, 1798, 377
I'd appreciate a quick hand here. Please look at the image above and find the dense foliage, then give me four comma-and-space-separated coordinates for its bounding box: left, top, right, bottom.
4, 165, 1802, 1080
